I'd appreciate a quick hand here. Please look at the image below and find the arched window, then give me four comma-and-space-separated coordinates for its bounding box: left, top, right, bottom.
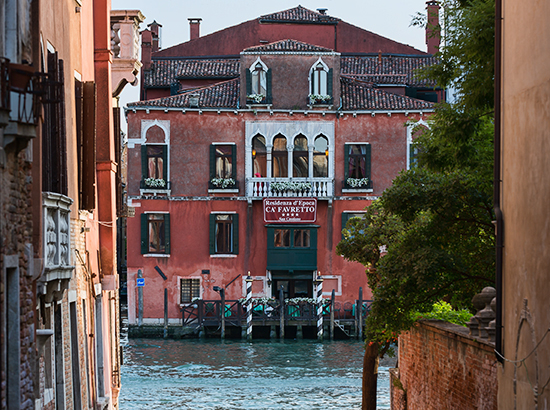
313, 136, 328, 177
252, 135, 267, 177
293, 135, 308, 178
309, 59, 332, 101
272, 135, 288, 178
251, 62, 266, 96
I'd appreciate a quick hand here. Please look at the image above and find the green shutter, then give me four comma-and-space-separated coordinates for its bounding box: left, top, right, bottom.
365, 144, 372, 180
231, 145, 237, 180
164, 214, 170, 254
344, 144, 350, 179
266, 69, 272, 104
209, 214, 216, 254
327, 68, 333, 97
232, 214, 239, 254
141, 145, 148, 179
209, 144, 216, 180
246, 70, 252, 96
162, 145, 168, 181
141, 213, 148, 254
311, 71, 315, 95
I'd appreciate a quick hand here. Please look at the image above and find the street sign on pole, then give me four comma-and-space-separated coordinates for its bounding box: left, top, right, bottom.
137, 278, 145, 287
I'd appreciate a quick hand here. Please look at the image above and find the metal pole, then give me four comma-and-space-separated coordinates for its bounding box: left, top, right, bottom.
164, 288, 168, 339
330, 289, 335, 341
245, 273, 253, 342
220, 289, 226, 340
137, 269, 143, 326
316, 274, 324, 341
357, 287, 363, 340
279, 286, 285, 340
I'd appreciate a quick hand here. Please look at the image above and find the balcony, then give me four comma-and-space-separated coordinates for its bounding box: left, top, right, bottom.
3, 63, 42, 150
246, 177, 333, 199
40, 192, 75, 284
341, 178, 373, 193
208, 178, 239, 193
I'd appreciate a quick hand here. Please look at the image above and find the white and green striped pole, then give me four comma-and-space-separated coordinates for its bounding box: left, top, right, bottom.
246, 272, 253, 341
316, 272, 324, 341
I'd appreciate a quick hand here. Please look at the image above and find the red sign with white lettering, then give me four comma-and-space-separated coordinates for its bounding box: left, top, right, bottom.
263, 198, 317, 223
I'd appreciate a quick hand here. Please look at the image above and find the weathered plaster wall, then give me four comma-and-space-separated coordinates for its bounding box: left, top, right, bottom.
392, 321, 497, 410
500, 0, 550, 408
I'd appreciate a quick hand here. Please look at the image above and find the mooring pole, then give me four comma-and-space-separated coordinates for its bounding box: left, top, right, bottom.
164, 288, 168, 339
357, 287, 363, 340
330, 289, 335, 341
245, 272, 253, 342
137, 269, 143, 327
279, 286, 285, 340
316, 272, 324, 341
220, 288, 226, 340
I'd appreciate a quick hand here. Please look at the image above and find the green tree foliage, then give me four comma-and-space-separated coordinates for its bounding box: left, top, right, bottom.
337, 0, 496, 351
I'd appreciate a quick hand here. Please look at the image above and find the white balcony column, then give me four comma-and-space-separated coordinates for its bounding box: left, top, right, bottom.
287, 143, 293, 179
308, 144, 314, 179
266, 144, 273, 179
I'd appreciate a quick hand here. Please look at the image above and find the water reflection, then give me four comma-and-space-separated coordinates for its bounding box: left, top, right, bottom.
120, 338, 393, 410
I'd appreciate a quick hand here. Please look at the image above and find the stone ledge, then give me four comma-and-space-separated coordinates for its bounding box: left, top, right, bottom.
416, 319, 495, 351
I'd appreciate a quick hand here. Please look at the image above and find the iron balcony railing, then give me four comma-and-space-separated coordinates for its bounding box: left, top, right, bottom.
246, 177, 333, 199
8, 62, 43, 125
0, 58, 9, 113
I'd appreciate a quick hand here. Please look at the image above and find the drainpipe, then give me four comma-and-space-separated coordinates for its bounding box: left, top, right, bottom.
494, 0, 503, 363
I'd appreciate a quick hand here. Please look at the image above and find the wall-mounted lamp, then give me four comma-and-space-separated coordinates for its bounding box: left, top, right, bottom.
325, 149, 329, 157
252, 148, 256, 158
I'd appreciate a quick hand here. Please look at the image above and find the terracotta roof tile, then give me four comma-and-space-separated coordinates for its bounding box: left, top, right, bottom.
129, 78, 240, 109
243, 39, 334, 53
259, 6, 339, 24
144, 59, 240, 87
341, 55, 437, 87
341, 76, 434, 111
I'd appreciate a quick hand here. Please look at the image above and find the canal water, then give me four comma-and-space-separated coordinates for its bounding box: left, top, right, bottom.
120, 337, 395, 409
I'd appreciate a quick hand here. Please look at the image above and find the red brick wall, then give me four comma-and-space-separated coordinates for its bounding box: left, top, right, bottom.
391, 320, 497, 410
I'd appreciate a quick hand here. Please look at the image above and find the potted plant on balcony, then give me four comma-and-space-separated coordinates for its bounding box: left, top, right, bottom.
346, 177, 370, 189
270, 181, 312, 193
210, 177, 236, 189
144, 177, 167, 188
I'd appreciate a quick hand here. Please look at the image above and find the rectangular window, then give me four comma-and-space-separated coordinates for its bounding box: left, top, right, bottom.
293, 229, 311, 248
344, 143, 372, 189
141, 145, 168, 185
209, 144, 236, 188
209, 214, 239, 255
180, 279, 200, 303
274, 229, 290, 247
141, 213, 170, 254
342, 212, 366, 239
274, 228, 310, 248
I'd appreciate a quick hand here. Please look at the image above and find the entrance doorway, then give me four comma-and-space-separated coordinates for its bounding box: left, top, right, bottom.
271, 271, 313, 299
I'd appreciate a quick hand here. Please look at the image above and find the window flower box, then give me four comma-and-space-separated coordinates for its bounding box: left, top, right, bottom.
308, 94, 332, 105
270, 181, 312, 193
246, 93, 266, 104
143, 177, 167, 188
210, 178, 236, 189
346, 177, 369, 188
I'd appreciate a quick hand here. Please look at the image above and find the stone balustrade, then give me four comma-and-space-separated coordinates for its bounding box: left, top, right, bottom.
246, 177, 333, 199
467, 286, 497, 342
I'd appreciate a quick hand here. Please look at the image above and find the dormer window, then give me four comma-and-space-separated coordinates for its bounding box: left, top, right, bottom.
246, 58, 272, 104
309, 58, 333, 105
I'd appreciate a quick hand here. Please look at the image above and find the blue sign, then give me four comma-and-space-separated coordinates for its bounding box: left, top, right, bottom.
136, 278, 145, 287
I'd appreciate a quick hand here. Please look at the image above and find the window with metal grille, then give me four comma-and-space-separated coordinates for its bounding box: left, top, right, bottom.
180, 279, 200, 303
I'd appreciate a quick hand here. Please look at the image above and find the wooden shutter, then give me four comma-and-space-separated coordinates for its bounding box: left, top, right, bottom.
162, 145, 168, 181
75, 80, 84, 207
209, 214, 216, 254
327, 68, 333, 96
114, 106, 122, 215
164, 214, 170, 254
141, 145, 148, 179
209, 144, 216, 180
231, 145, 237, 180
141, 213, 148, 254
266, 69, 272, 104
82, 81, 96, 210
365, 144, 372, 181
311, 71, 315, 95
232, 214, 239, 254
344, 144, 350, 179
245, 70, 252, 95
341, 212, 350, 239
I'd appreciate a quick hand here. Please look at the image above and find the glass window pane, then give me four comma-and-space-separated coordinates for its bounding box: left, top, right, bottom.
252, 136, 266, 153
294, 136, 307, 151
273, 156, 288, 178
314, 136, 328, 153
274, 229, 290, 247
273, 136, 287, 151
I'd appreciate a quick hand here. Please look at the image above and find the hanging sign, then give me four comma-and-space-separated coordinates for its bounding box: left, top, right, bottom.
263, 198, 317, 223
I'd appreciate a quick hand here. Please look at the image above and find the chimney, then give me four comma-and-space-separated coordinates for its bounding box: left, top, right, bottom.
141, 29, 152, 70
426, 1, 441, 55
148, 20, 162, 52
317, 8, 327, 15
189, 18, 202, 41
